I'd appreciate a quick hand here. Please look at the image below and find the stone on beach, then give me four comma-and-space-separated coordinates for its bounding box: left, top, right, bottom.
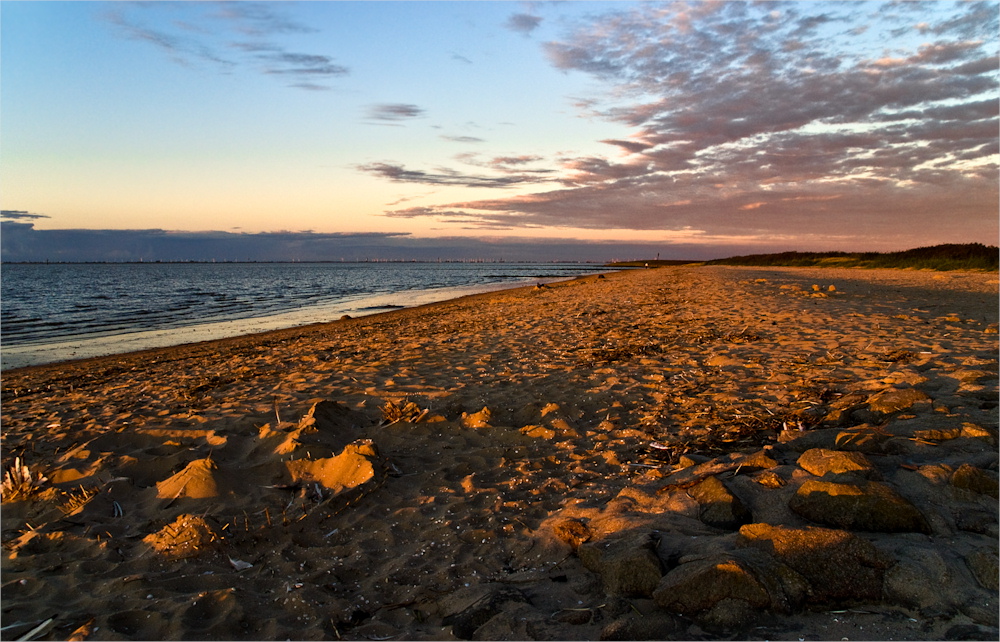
866, 387, 932, 415
578, 531, 664, 597
686, 475, 752, 530
789, 479, 931, 533
951, 463, 1000, 499
796, 448, 881, 480
737, 523, 892, 604
652, 556, 771, 614
438, 583, 529, 640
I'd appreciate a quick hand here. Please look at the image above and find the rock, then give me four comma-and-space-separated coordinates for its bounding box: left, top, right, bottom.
652, 556, 770, 614
789, 479, 930, 533
551, 517, 592, 550
966, 549, 999, 591
777, 427, 841, 451
867, 388, 931, 415
676, 455, 699, 469
737, 523, 893, 604
600, 612, 683, 640
883, 547, 956, 614
822, 393, 869, 426
913, 427, 962, 441
469, 602, 545, 641
735, 449, 779, 471
944, 624, 1000, 641
796, 448, 881, 480
687, 475, 752, 530
552, 608, 593, 625
832, 425, 892, 453
677, 453, 710, 469
439, 583, 529, 640
951, 464, 1000, 499
578, 532, 663, 597
960, 423, 997, 444
697, 597, 761, 633
751, 470, 786, 488
956, 508, 999, 536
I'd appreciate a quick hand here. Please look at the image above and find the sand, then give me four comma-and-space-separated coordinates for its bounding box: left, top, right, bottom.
1, 265, 997, 641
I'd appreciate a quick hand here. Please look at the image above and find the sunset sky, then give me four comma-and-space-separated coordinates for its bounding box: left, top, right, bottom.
2, 1, 997, 260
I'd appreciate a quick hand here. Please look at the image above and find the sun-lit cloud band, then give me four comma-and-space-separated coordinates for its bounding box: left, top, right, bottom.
372, 1, 998, 243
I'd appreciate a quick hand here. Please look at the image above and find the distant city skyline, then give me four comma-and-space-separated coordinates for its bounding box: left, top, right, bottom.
2, 1, 997, 260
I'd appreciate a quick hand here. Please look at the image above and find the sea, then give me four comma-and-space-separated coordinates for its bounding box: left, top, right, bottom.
0, 262, 608, 370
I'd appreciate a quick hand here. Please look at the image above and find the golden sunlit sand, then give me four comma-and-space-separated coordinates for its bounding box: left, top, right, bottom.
2, 265, 997, 640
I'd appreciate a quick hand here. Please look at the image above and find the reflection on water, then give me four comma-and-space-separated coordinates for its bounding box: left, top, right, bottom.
1, 262, 604, 368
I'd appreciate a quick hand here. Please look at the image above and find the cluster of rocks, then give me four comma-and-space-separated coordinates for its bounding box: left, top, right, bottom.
542, 403, 998, 639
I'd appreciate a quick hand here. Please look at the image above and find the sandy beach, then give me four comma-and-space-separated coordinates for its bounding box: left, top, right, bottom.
2, 265, 997, 641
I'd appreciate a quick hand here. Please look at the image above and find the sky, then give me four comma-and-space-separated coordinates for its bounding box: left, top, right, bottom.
1, 0, 997, 261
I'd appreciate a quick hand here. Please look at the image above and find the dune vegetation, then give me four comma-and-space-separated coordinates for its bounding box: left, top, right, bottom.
703, 243, 998, 272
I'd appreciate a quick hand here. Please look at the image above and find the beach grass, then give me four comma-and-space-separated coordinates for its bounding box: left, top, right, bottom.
702, 242, 998, 272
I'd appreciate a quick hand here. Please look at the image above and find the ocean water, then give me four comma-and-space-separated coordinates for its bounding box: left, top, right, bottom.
1, 262, 605, 369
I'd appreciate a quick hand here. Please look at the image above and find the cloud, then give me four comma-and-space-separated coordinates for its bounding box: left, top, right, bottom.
105, 4, 348, 90
369, 1, 998, 248
212, 3, 317, 37
357, 162, 550, 188
506, 13, 542, 35
441, 135, 486, 143
488, 155, 547, 168
1, 210, 50, 221
601, 139, 656, 154
0, 223, 419, 262
365, 103, 426, 122
258, 52, 349, 77
0, 222, 736, 262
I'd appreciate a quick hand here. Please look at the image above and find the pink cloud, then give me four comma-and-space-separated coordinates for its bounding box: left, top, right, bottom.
367, 1, 998, 248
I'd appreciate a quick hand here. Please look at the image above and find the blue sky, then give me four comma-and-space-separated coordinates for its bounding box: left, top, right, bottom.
2, 1, 997, 260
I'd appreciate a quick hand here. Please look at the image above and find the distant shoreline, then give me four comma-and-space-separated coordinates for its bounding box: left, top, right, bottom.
1, 259, 610, 265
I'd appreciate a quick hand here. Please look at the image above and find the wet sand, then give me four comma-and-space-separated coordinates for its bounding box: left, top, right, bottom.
2, 265, 997, 641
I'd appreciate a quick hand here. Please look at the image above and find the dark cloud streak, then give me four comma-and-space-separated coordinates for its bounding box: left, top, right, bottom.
1, 210, 50, 221
506, 13, 542, 35
0, 222, 719, 262
366, 104, 426, 122
105, 4, 348, 90
357, 162, 550, 188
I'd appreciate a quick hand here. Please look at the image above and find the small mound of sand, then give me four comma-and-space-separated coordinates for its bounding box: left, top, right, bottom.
143, 514, 217, 559
285, 440, 379, 493
155, 458, 219, 499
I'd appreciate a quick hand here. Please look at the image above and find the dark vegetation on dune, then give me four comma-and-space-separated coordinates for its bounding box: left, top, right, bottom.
701, 243, 999, 272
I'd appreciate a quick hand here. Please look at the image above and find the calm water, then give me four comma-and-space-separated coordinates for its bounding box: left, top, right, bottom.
1, 262, 604, 368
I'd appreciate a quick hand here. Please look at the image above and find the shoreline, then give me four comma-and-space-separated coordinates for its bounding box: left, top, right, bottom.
2, 265, 997, 641
1, 273, 604, 371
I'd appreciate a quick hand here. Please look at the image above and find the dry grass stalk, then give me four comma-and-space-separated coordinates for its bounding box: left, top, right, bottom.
58, 485, 99, 514
1, 457, 48, 503
380, 399, 428, 425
